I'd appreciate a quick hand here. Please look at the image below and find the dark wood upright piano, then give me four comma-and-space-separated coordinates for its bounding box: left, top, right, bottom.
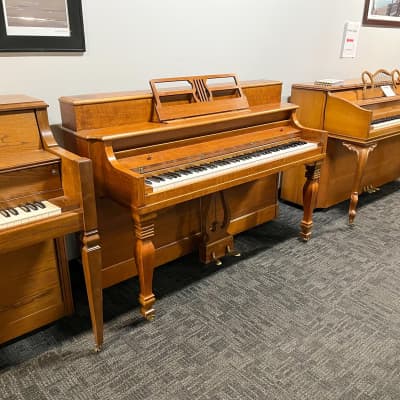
0, 95, 102, 350
59, 74, 326, 322
281, 69, 400, 223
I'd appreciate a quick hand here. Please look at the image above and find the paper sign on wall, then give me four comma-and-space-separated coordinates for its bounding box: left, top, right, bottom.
341, 21, 360, 58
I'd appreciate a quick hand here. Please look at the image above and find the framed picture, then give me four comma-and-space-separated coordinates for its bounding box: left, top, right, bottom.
0, 0, 85, 52
363, 0, 400, 27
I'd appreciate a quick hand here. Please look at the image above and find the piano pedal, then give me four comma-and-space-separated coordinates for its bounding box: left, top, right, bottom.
364, 184, 380, 194
211, 252, 223, 266
226, 245, 241, 258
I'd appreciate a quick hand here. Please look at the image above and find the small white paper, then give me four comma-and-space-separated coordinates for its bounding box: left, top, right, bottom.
341, 21, 360, 58
381, 85, 396, 97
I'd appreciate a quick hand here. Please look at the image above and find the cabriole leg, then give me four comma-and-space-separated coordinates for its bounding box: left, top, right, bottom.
343, 142, 377, 224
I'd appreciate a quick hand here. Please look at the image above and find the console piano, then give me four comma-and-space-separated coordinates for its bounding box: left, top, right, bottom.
0, 95, 102, 350
59, 74, 326, 321
281, 69, 400, 223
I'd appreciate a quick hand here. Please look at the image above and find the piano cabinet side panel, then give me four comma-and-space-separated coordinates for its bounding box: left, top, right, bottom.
98, 175, 278, 289
0, 111, 42, 152
61, 98, 154, 132
290, 88, 327, 129
243, 83, 282, 107
281, 135, 400, 208
280, 88, 327, 205
0, 238, 73, 345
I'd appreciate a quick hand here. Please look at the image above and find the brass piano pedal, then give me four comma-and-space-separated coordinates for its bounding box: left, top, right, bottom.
226, 245, 241, 257
211, 252, 223, 266
364, 184, 380, 194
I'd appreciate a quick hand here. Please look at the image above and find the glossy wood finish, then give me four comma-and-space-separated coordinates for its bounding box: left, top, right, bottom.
59, 76, 326, 322
0, 95, 102, 350
281, 79, 400, 222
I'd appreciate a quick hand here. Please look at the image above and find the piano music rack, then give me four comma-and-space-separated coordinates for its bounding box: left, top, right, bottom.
150, 73, 249, 122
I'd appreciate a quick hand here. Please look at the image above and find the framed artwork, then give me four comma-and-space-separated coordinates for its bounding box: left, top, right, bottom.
363, 0, 400, 27
0, 0, 85, 52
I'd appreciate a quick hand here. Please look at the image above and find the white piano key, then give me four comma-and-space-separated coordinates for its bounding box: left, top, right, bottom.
145, 141, 317, 192
0, 201, 61, 230
371, 117, 400, 129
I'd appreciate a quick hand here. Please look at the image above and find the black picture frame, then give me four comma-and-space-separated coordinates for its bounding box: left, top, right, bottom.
0, 0, 85, 52
363, 0, 400, 28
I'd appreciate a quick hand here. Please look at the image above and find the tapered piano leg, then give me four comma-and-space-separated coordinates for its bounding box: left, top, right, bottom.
300, 162, 321, 241
133, 212, 156, 321
343, 142, 377, 224
81, 230, 103, 352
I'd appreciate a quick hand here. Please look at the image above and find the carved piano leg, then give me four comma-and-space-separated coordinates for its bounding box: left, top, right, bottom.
133, 212, 156, 320
300, 162, 321, 241
80, 230, 103, 352
199, 192, 235, 265
343, 142, 377, 224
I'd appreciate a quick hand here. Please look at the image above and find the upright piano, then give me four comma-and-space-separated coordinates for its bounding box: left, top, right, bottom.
59, 74, 326, 321
0, 95, 102, 350
281, 69, 400, 223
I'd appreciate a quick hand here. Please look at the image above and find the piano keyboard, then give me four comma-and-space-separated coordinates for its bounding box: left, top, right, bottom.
145, 140, 318, 192
0, 201, 61, 230
371, 115, 400, 129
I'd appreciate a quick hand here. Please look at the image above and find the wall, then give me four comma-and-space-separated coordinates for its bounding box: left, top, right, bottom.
1, 0, 400, 124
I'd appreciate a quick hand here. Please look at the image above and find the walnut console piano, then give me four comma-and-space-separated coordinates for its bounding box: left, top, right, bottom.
0, 95, 102, 350
59, 74, 326, 322
281, 69, 400, 223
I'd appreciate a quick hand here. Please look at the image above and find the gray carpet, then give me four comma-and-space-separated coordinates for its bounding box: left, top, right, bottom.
1, 180, 400, 400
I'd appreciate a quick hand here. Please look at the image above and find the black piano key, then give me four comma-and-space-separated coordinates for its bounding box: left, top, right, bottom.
0, 209, 10, 217
19, 204, 31, 213
33, 201, 46, 209
7, 207, 18, 216
26, 203, 38, 211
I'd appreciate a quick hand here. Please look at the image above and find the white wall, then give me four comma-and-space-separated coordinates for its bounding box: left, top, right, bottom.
1, 0, 400, 123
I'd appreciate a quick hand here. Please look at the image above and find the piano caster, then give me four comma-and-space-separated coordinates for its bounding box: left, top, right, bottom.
211, 252, 223, 266
226, 245, 241, 257
142, 308, 155, 321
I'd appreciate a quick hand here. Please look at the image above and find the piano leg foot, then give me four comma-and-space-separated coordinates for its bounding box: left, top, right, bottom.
94, 345, 102, 353
300, 221, 313, 241
139, 294, 156, 321
143, 309, 155, 321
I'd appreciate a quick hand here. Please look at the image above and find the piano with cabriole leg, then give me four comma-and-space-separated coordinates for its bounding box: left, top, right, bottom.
59, 74, 327, 321
281, 69, 400, 223
0, 95, 102, 351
